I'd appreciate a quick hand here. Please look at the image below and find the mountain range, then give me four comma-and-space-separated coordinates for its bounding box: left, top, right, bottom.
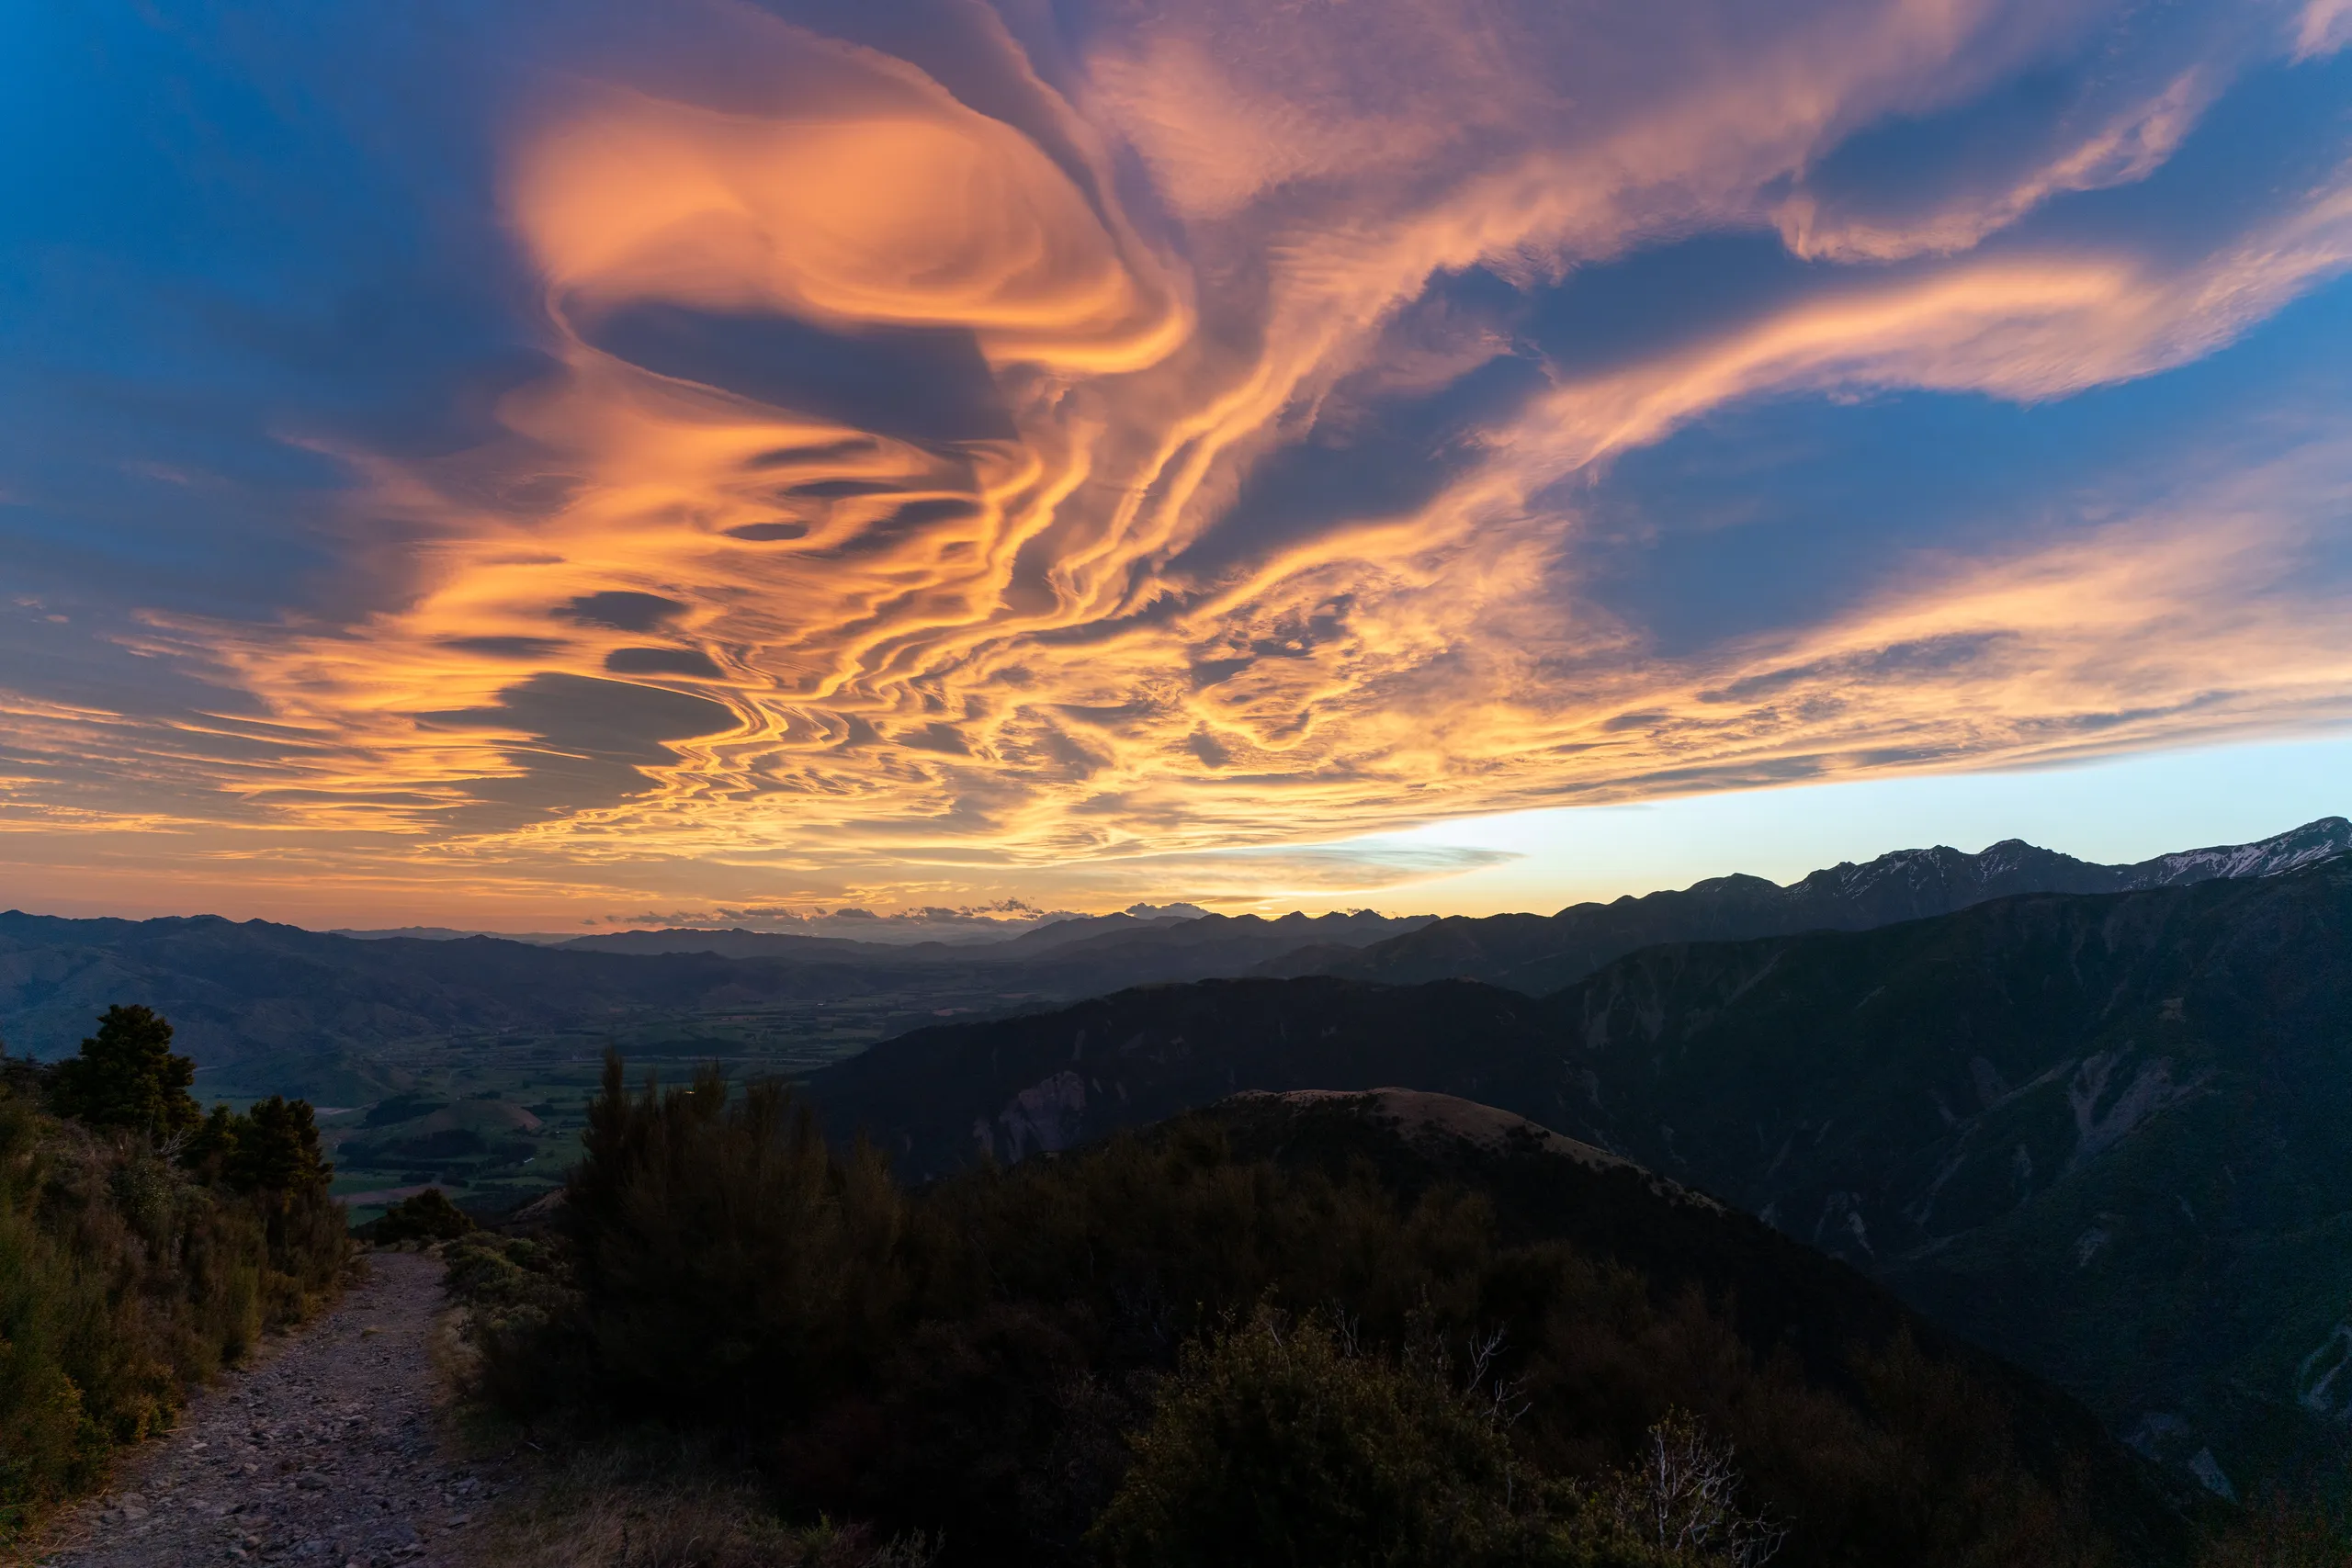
1267, 814, 2352, 992
5, 819, 2338, 1097
0, 908, 1430, 1098
556, 905, 1426, 967
807, 851, 2352, 1501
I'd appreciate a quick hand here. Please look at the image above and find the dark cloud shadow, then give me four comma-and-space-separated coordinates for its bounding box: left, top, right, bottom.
899, 720, 970, 755
559, 592, 686, 632
814, 496, 982, 559
585, 302, 1014, 446
441, 635, 570, 660
605, 647, 725, 679
1170, 344, 1543, 580
421, 671, 734, 829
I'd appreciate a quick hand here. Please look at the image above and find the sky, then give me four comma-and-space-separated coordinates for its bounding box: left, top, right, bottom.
3, 0, 2350, 931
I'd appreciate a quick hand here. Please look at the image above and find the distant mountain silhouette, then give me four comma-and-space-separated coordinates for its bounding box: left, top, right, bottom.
0, 913, 946, 1100
553, 907, 1428, 963
1, 818, 2337, 1115
0, 908, 1424, 1099
1261, 817, 2352, 993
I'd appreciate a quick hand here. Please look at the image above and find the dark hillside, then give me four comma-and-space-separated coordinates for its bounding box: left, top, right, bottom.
0, 912, 954, 1097
809, 975, 1556, 1178
1534, 855, 2352, 1495
0, 910, 1427, 1103
478, 1073, 2198, 1566
1202, 1090, 2188, 1556
809, 856, 2352, 1498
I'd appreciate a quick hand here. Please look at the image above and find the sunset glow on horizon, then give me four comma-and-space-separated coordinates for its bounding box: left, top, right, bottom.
5, 1, 2352, 927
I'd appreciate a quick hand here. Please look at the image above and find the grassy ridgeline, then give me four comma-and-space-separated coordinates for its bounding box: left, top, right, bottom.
0, 1009, 346, 1542
455, 1056, 2226, 1568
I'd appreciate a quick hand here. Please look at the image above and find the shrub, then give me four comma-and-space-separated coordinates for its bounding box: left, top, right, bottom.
445, 1233, 562, 1325
561, 1055, 907, 1425
1594, 1411, 1784, 1568
2196, 1487, 2352, 1567
0, 1014, 347, 1544
363, 1188, 476, 1244
472, 1063, 2178, 1568
45, 1006, 199, 1143
1090, 1305, 1528, 1568
222, 1096, 332, 1194
1091, 1308, 1779, 1568
441, 1231, 584, 1415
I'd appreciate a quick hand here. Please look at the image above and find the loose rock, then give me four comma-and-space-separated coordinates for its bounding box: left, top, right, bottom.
40, 1251, 486, 1568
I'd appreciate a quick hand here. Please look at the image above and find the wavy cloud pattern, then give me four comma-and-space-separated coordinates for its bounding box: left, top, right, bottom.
3, 0, 2350, 915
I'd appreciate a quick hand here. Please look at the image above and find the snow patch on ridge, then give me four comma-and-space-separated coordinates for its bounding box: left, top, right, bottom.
2125, 818, 2352, 887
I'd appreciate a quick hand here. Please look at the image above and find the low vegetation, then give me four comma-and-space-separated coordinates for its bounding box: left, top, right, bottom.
0, 1006, 345, 1543
442, 1055, 2231, 1568
359, 1186, 478, 1244
1090, 1307, 1785, 1568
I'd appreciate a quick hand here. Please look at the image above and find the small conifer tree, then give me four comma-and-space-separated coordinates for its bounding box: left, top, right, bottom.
47, 1005, 200, 1143
223, 1095, 332, 1194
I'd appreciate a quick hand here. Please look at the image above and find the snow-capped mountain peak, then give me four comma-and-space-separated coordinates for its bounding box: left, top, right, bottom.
2120, 817, 2352, 889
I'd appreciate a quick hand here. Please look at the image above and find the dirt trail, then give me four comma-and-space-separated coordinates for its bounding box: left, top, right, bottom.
40, 1250, 497, 1568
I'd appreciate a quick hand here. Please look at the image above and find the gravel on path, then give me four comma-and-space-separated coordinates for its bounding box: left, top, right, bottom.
40, 1249, 499, 1568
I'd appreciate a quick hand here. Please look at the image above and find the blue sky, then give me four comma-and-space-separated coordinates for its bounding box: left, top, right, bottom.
1354, 734, 2352, 915
1, 1, 2347, 928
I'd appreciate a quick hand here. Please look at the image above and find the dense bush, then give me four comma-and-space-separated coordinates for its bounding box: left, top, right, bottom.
447, 1055, 2213, 1568
359, 1187, 476, 1244
1089, 1305, 1532, 1568
1090, 1307, 1768, 1568
564, 1061, 907, 1425
0, 1014, 345, 1542
2194, 1488, 2352, 1567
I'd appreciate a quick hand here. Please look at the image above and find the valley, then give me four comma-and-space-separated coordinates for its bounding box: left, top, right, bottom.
311, 991, 1051, 1220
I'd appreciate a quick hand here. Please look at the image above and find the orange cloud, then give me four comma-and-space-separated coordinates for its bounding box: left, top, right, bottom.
8, 0, 2349, 919
514, 85, 1185, 372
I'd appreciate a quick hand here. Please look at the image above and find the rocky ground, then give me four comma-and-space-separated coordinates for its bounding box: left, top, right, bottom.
39, 1250, 500, 1568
